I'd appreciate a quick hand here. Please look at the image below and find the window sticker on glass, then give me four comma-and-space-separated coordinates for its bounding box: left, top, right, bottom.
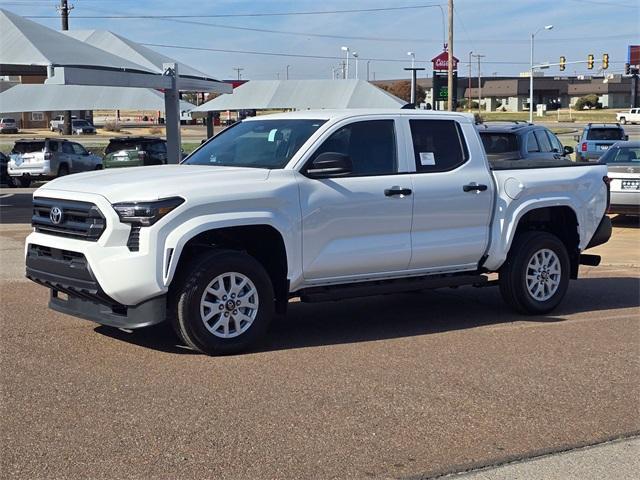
268, 129, 278, 142
419, 152, 436, 166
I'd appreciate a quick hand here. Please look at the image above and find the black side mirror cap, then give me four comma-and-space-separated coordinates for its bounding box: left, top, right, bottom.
306, 152, 353, 179
563, 145, 574, 155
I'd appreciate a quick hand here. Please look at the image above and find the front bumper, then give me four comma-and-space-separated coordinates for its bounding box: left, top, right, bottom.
26, 244, 166, 329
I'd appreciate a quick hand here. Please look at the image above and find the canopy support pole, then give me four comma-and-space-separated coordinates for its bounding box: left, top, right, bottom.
163, 63, 182, 164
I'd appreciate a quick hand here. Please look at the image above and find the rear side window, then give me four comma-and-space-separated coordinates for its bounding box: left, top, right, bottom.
480, 132, 519, 153
311, 120, 397, 176
534, 130, 552, 152
526, 132, 540, 153
409, 120, 468, 172
11, 142, 45, 154
148, 141, 167, 154
47, 141, 59, 152
586, 128, 624, 141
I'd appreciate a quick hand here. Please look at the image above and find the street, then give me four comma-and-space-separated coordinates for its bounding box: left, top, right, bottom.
1, 205, 638, 479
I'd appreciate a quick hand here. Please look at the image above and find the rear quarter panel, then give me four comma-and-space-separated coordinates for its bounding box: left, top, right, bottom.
484, 164, 608, 271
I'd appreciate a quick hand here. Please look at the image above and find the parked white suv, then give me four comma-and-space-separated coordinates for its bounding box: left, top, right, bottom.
25, 110, 611, 355
8, 138, 102, 186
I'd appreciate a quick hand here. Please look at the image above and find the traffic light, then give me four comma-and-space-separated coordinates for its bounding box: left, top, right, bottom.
625, 63, 631, 75
602, 53, 609, 70
587, 54, 594, 69
559, 56, 566, 71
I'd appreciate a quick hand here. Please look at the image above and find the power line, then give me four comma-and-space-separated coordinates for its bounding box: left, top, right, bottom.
24, 3, 447, 19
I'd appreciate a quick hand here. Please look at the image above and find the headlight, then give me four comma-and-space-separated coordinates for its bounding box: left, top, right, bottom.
112, 197, 184, 227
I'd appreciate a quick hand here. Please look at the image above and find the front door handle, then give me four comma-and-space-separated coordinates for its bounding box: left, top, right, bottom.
463, 183, 488, 192
384, 186, 412, 197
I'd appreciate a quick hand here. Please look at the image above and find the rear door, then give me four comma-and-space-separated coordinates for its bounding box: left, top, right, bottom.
405, 117, 494, 271
524, 129, 555, 161
297, 118, 414, 281
71, 142, 92, 170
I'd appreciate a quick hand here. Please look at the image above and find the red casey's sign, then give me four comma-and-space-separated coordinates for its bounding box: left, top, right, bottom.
431, 51, 459, 71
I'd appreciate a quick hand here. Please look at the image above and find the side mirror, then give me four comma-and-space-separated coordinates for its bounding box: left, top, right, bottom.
624, 134, 629, 141
306, 152, 352, 179
563, 145, 574, 155
573, 135, 580, 142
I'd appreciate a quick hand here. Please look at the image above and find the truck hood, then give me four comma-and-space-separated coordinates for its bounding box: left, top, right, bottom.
36, 165, 271, 203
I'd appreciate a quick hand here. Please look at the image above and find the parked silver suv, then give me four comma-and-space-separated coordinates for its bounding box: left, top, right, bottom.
7, 138, 102, 187
0, 117, 19, 134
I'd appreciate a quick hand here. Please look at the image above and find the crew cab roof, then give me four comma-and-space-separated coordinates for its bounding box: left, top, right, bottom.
243, 108, 476, 124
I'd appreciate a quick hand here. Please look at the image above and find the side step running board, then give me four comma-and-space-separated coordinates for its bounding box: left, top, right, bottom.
299, 274, 487, 303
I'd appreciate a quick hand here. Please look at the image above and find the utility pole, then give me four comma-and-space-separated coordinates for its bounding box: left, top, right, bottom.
468, 51, 472, 112
286, 65, 290, 80
57, 0, 73, 135
366, 61, 371, 82
447, 0, 454, 111
472, 53, 485, 115
233, 67, 244, 81
404, 67, 426, 105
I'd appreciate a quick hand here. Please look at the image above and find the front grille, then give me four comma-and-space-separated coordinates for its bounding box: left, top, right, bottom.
32, 197, 106, 241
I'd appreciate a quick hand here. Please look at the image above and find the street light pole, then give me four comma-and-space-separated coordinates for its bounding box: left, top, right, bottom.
352, 52, 359, 80
286, 65, 290, 80
468, 50, 472, 112
407, 51, 415, 69
341, 46, 350, 79
366, 60, 371, 81
529, 25, 553, 123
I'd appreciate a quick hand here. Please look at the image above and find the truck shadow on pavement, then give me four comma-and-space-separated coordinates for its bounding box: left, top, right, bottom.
93, 275, 640, 355
611, 215, 639, 229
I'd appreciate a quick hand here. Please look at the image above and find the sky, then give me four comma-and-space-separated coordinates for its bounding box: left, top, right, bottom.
1, 0, 638, 81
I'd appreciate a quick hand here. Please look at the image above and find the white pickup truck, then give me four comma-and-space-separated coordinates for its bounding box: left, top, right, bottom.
616, 108, 640, 125
25, 109, 612, 355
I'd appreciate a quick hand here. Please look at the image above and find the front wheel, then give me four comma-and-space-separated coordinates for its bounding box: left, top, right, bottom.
170, 249, 275, 355
499, 231, 570, 314
619, 117, 626, 125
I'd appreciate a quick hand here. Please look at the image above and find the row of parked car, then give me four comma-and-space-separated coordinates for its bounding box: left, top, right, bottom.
0, 136, 169, 187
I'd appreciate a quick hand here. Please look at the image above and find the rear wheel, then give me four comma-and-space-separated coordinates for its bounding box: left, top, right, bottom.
57, 164, 69, 177
499, 231, 570, 314
18, 177, 31, 188
170, 249, 275, 355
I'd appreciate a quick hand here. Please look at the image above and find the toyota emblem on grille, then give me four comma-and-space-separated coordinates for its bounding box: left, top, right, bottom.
50, 206, 63, 225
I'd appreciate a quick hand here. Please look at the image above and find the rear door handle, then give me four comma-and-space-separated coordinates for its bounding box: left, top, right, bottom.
463, 183, 488, 192
384, 186, 412, 197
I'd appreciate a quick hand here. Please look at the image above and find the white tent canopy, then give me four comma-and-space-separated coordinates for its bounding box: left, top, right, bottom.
63, 30, 213, 80
0, 84, 195, 113
0, 9, 153, 75
193, 80, 406, 113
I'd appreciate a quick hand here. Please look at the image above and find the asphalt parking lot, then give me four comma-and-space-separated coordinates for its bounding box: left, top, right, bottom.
0, 194, 638, 479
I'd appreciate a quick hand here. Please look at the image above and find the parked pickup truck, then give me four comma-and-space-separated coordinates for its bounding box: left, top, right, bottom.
25, 109, 612, 355
49, 115, 76, 132
616, 108, 640, 125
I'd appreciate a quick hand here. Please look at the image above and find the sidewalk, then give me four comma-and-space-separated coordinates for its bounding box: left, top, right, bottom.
446, 437, 639, 480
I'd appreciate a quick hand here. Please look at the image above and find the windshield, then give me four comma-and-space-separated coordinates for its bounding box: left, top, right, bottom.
480, 132, 519, 153
72, 120, 91, 127
184, 119, 326, 169
586, 128, 625, 141
599, 146, 640, 164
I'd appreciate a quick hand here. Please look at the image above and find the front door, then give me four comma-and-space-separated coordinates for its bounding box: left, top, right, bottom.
297, 119, 413, 281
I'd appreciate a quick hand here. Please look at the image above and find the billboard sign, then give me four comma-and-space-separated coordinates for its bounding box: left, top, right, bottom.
629, 45, 640, 67
431, 51, 459, 71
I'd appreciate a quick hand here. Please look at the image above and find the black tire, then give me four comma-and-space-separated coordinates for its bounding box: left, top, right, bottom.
57, 164, 69, 177
95, 164, 103, 170
169, 249, 275, 355
18, 177, 31, 188
619, 117, 626, 125
499, 231, 570, 315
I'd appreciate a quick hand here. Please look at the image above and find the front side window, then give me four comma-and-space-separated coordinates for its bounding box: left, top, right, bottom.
62, 143, 74, 155
546, 131, 563, 152
72, 143, 88, 155
185, 119, 326, 169
526, 132, 540, 152
534, 130, 553, 152
309, 120, 397, 176
410, 120, 468, 172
